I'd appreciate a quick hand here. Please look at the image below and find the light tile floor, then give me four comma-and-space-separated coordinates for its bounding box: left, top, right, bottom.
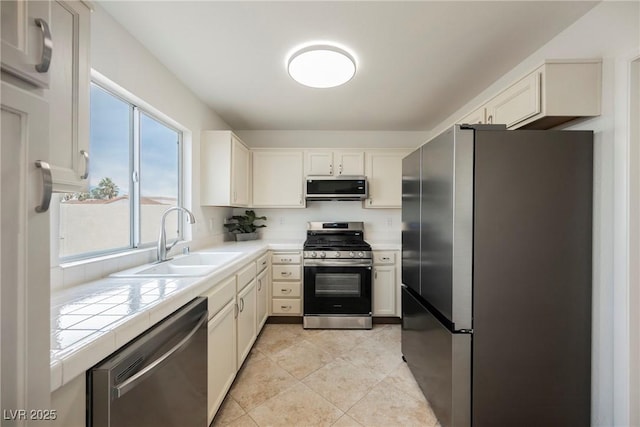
212, 323, 440, 427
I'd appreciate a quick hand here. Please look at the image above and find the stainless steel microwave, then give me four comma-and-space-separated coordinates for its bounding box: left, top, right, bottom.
305, 176, 368, 201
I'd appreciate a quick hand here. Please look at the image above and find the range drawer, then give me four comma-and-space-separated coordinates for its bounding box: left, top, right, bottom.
272, 299, 301, 315
272, 253, 301, 264
272, 281, 301, 298
272, 265, 300, 281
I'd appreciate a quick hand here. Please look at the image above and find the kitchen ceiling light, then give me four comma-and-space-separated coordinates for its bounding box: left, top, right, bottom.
287, 45, 356, 88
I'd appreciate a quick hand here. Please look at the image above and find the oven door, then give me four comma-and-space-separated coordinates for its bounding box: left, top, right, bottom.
303, 261, 372, 315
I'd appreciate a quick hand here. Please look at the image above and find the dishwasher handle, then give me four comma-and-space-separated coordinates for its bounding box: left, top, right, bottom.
112, 312, 207, 399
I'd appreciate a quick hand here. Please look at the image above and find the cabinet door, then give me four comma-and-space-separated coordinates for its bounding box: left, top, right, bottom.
207, 300, 237, 425
231, 136, 250, 206
1, 0, 51, 87
373, 266, 396, 316
256, 268, 269, 332
459, 107, 486, 125
335, 151, 364, 176
305, 151, 333, 176
364, 151, 407, 208
252, 151, 304, 207
236, 279, 257, 366
1, 81, 51, 413
485, 71, 541, 128
49, 0, 90, 192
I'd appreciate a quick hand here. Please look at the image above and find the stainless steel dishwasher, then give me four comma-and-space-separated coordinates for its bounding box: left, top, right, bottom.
88, 297, 208, 427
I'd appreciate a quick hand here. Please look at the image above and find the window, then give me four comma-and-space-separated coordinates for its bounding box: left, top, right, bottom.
58, 82, 183, 259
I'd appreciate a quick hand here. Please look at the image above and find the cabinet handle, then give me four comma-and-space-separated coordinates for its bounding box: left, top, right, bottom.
34, 161, 52, 213
34, 18, 52, 73
375, 270, 378, 279
281, 305, 291, 311
487, 115, 493, 124
369, 199, 373, 205
381, 257, 390, 261
80, 150, 89, 180
234, 302, 239, 318
258, 279, 262, 291
233, 190, 237, 202
339, 164, 343, 175
281, 271, 292, 277
329, 164, 333, 175
239, 297, 244, 312
261, 261, 267, 267
281, 288, 292, 294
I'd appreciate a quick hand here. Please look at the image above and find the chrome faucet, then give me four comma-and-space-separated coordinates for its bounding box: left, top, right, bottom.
157, 206, 196, 262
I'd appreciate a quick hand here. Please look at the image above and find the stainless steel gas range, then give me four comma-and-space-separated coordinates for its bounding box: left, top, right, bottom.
302, 222, 372, 329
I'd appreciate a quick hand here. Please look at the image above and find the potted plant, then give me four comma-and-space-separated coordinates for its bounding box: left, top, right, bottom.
223, 210, 267, 241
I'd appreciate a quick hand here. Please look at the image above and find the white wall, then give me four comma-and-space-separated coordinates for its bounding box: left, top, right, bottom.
429, 3, 639, 425
236, 202, 401, 244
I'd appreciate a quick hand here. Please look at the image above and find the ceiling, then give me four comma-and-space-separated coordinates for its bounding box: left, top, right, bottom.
98, 1, 598, 131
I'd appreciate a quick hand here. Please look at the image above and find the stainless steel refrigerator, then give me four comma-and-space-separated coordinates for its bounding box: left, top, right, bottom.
401, 124, 592, 427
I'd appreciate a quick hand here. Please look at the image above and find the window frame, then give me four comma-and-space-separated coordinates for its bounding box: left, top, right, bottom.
58, 77, 185, 262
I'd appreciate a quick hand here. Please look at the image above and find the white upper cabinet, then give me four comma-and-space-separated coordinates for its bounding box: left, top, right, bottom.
460, 106, 486, 125
305, 151, 333, 176
364, 150, 410, 208
335, 151, 364, 176
252, 150, 304, 208
49, 0, 90, 193
484, 71, 540, 128
201, 131, 250, 207
1, 0, 51, 88
458, 59, 601, 130
305, 150, 364, 176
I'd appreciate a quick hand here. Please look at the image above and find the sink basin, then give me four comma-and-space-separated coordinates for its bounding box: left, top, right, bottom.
110, 251, 243, 278
111, 262, 218, 278
170, 252, 242, 266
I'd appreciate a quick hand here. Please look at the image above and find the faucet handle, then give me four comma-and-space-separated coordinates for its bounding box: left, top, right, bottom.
183, 246, 191, 255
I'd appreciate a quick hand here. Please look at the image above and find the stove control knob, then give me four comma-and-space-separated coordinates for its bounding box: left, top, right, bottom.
311, 251, 317, 258
358, 252, 365, 258
349, 251, 355, 258
334, 252, 341, 258
320, 251, 326, 258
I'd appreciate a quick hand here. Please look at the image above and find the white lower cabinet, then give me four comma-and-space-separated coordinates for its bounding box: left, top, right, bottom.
236, 279, 257, 366
207, 300, 237, 425
372, 251, 399, 316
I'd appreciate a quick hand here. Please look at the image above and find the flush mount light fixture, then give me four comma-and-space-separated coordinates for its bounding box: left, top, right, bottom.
287, 44, 356, 88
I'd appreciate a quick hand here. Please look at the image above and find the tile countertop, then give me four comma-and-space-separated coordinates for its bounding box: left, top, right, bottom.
49, 239, 398, 392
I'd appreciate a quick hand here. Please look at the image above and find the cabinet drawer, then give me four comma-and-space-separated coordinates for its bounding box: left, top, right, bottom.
237, 262, 257, 291
272, 299, 301, 315
257, 253, 269, 273
204, 276, 236, 320
272, 265, 300, 281
272, 253, 301, 264
373, 251, 395, 265
272, 281, 301, 298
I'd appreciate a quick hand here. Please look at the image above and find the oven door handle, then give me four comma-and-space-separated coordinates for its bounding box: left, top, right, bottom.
304, 260, 372, 267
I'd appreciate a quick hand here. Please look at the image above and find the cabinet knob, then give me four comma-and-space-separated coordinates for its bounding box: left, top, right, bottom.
487, 115, 493, 124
